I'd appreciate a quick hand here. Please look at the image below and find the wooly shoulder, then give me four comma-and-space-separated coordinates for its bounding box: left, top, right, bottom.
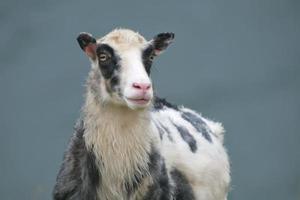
53, 28, 230, 200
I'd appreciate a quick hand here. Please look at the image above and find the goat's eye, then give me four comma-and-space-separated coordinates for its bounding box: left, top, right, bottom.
99, 53, 109, 62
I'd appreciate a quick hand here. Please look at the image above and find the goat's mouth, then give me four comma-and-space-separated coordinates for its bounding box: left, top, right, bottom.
126, 97, 151, 105
125, 96, 151, 106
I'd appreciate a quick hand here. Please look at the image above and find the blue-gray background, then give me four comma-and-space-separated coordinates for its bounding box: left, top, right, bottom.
1, 0, 299, 199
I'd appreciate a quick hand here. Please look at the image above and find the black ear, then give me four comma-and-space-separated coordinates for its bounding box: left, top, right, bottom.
77, 32, 97, 60
152, 32, 175, 56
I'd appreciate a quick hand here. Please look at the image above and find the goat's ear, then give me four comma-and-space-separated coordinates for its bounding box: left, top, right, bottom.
77, 32, 97, 60
151, 32, 175, 56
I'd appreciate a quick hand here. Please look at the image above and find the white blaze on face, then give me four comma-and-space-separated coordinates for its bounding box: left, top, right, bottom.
120, 49, 153, 109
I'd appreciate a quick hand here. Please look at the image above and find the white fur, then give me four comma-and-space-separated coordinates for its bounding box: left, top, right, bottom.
84, 90, 159, 199
152, 108, 230, 200
120, 49, 153, 109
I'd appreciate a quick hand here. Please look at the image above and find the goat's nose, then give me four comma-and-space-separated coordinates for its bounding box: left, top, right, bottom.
132, 82, 151, 91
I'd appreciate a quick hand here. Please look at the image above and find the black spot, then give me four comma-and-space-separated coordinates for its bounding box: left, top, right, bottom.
171, 168, 195, 200
124, 165, 148, 197
96, 44, 121, 95
143, 147, 172, 200
158, 122, 174, 142
110, 75, 120, 92
117, 87, 123, 98
172, 122, 197, 153
154, 120, 174, 142
154, 121, 164, 140
53, 120, 100, 200
96, 44, 120, 80
181, 111, 212, 143
153, 97, 179, 111
156, 161, 171, 200
142, 45, 155, 74
148, 146, 161, 174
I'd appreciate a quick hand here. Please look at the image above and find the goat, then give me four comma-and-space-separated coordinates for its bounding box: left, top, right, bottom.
53, 28, 230, 200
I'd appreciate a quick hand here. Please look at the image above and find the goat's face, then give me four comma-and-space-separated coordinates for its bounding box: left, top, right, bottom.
77, 29, 174, 109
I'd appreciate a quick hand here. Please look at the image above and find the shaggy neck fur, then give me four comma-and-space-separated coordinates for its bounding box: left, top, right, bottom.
82, 77, 157, 199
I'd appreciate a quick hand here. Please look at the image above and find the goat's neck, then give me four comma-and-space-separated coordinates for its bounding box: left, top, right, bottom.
83, 90, 152, 138
82, 90, 155, 185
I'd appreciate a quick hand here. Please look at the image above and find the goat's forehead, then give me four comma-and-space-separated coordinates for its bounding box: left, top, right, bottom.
97, 29, 148, 52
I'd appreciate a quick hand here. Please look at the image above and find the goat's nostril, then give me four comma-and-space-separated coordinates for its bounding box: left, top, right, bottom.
132, 83, 142, 89
132, 83, 151, 91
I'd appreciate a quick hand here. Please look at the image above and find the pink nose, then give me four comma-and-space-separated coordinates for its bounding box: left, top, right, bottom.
132, 82, 151, 92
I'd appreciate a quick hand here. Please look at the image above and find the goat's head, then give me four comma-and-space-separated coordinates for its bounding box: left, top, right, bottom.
77, 29, 174, 109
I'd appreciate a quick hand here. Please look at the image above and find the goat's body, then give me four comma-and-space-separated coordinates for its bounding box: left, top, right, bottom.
53, 28, 230, 200
54, 96, 230, 200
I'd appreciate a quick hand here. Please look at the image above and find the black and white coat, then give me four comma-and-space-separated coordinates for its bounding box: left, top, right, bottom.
53, 29, 230, 200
